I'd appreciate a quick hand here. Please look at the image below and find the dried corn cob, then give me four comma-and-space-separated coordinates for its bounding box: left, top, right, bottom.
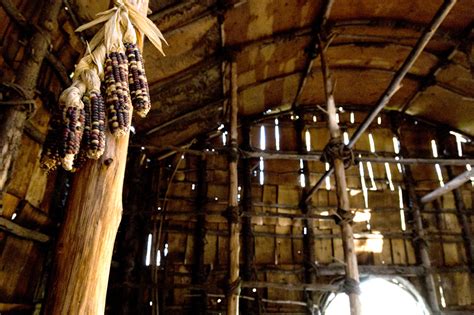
71, 146, 88, 172
125, 42, 151, 117
82, 93, 92, 153
40, 111, 62, 172
85, 91, 106, 159
104, 51, 131, 136
60, 106, 85, 171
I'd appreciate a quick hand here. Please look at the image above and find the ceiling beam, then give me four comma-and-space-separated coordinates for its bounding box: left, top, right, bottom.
400, 22, 474, 113
291, 0, 335, 111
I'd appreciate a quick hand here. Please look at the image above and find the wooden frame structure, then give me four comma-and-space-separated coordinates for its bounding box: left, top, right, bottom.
0, 0, 473, 314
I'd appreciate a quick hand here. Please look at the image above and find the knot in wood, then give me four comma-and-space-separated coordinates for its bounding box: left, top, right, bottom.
104, 158, 114, 166
320, 137, 354, 168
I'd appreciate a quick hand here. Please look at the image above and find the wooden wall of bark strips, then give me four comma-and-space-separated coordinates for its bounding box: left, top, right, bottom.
105, 111, 474, 314
0, 1, 472, 314
0, 0, 81, 312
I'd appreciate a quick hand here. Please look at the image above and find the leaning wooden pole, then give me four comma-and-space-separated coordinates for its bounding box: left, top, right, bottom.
0, 0, 62, 194
44, 1, 149, 313
226, 60, 241, 315
319, 38, 361, 315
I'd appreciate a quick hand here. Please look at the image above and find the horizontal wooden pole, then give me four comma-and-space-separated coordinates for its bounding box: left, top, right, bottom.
421, 169, 474, 203
0, 216, 50, 242
241, 281, 339, 292
259, 264, 425, 277
242, 150, 474, 165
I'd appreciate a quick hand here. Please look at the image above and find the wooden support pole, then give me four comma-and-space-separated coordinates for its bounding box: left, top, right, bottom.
0, 0, 62, 194
226, 60, 240, 315
445, 166, 474, 272
191, 143, 208, 315
319, 38, 361, 315
401, 165, 441, 313
111, 150, 148, 315
294, 112, 317, 315
421, 169, 474, 203
44, 1, 150, 313
393, 123, 440, 313
304, 0, 458, 203
240, 122, 259, 315
437, 134, 474, 272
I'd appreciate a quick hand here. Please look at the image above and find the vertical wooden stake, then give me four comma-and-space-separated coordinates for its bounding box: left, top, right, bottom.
438, 133, 474, 272
191, 142, 208, 314
392, 120, 440, 314
44, 1, 149, 313
295, 113, 317, 314
319, 38, 361, 315
227, 60, 240, 315
241, 122, 258, 314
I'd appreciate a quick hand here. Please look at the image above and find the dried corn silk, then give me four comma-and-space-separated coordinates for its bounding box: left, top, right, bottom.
125, 42, 150, 117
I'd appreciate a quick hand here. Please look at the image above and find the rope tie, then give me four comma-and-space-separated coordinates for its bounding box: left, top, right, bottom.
412, 235, 429, 248
225, 205, 240, 223
320, 137, 354, 168
333, 208, 355, 225
226, 278, 242, 296
341, 278, 361, 295
0, 82, 36, 117
227, 139, 239, 162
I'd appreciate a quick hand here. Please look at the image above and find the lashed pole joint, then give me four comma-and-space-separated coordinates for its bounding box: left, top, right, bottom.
318, 34, 362, 315
304, 0, 458, 204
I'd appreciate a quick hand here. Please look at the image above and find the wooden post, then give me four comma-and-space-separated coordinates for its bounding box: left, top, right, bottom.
110, 149, 148, 315
392, 121, 440, 314
226, 60, 240, 315
191, 142, 208, 315
438, 133, 474, 272
445, 166, 474, 272
0, 0, 62, 194
295, 112, 317, 315
240, 122, 259, 314
319, 38, 361, 315
44, 1, 150, 313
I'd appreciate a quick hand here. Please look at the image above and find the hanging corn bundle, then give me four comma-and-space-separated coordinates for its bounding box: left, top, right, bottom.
40, 0, 166, 172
